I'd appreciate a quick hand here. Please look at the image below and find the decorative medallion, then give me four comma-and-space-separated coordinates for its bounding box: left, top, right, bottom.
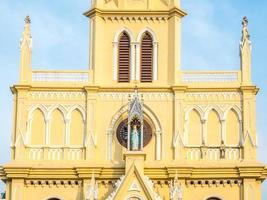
116, 119, 152, 148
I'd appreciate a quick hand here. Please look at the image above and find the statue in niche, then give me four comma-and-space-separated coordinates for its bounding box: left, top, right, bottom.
131, 125, 139, 150
130, 117, 141, 151
128, 87, 144, 151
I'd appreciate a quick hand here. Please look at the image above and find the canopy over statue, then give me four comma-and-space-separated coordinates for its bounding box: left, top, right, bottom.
127, 87, 144, 151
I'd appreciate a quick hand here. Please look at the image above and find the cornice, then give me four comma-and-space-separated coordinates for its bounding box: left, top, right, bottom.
84, 7, 187, 18
240, 85, 259, 95
1, 164, 266, 181
10, 84, 255, 94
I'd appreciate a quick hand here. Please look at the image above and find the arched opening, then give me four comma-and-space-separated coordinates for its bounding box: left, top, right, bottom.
140, 32, 153, 82
207, 109, 221, 146
47, 198, 61, 200
70, 109, 84, 146
226, 109, 240, 145
31, 108, 46, 145
187, 109, 202, 146
50, 109, 65, 146
127, 197, 142, 200
118, 32, 131, 82
207, 198, 222, 200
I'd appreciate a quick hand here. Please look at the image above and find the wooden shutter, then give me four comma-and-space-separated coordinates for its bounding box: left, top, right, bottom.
141, 32, 153, 82
118, 32, 130, 82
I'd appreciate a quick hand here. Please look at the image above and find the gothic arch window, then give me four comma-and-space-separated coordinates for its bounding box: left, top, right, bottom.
70, 109, 84, 146
30, 108, 46, 145
140, 32, 153, 82
207, 109, 221, 146
226, 109, 240, 146
187, 109, 202, 146
118, 32, 131, 82
50, 109, 65, 146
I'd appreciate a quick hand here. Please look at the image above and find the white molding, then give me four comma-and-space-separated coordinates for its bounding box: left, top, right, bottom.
32, 72, 89, 82
182, 72, 239, 83
113, 27, 134, 82
137, 27, 158, 81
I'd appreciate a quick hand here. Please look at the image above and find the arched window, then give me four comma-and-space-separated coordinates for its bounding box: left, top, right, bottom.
70, 109, 84, 146
140, 32, 153, 82
207, 109, 221, 146
48, 199, 61, 200
31, 108, 45, 145
118, 32, 131, 82
188, 109, 202, 146
50, 109, 65, 146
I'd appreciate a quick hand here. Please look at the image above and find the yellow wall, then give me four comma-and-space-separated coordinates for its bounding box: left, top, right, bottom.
2, 1, 266, 200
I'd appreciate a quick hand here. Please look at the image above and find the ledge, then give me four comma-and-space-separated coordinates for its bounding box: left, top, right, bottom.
1, 161, 266, 181
84, 7, 187, 18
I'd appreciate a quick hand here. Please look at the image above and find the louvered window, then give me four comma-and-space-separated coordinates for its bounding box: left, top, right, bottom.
118, 32, 131, 82
141, 32, 153, 82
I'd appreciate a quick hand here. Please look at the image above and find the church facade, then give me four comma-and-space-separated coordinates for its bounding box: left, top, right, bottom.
0, 0, 267, 199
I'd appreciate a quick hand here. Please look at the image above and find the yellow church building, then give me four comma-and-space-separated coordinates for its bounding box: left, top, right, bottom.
0, 0, 267, 199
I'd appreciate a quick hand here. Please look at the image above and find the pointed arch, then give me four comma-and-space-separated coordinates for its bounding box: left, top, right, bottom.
69, 109, 85, 146
185, 105, 204, 121
137, 27, 157, 43
187, 109, 202, 146
207, 109, 221, 146
114, 27, 134, 43
114, 28, 134, 82
50, 109, 65, 146
66, 105, 86, 121
47, 105, 67, 120
204, 106, 223, 121
223, 106, 242, 121
140, 32, 153, 82
137, 27, 158, 81
107, 104, 162, 160
226, 108, 240, 146
28, 105, 47, 121
30, 108, 46, 146
118, 32, 131, 82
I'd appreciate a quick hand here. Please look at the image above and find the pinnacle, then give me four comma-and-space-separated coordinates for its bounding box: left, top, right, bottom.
25, 15, 31, 24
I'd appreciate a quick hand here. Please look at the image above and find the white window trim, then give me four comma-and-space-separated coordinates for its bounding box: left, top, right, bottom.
136, 27, 158, 81
113, 27, 135, 82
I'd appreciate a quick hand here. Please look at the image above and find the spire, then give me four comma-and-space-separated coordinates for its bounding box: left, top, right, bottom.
85, 172, 98, 200
19, 15, 32, 83
240, 16, 252, 85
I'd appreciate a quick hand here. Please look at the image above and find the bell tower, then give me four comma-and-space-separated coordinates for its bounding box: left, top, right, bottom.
84, 0, 186, 86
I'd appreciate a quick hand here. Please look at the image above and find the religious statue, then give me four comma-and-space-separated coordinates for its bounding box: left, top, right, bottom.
127, 86, 144, 151
130, 124, 140, 151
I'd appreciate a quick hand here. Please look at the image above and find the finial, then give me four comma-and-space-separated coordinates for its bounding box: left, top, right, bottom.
241, 16, 250, 41
242, 16, 248, 27
25, 15, 31, 24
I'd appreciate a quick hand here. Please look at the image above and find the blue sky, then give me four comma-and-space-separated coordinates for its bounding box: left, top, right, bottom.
0, 0, 266, 197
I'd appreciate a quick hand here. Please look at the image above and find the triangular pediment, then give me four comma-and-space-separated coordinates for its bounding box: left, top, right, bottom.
106, 163, 161, 200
